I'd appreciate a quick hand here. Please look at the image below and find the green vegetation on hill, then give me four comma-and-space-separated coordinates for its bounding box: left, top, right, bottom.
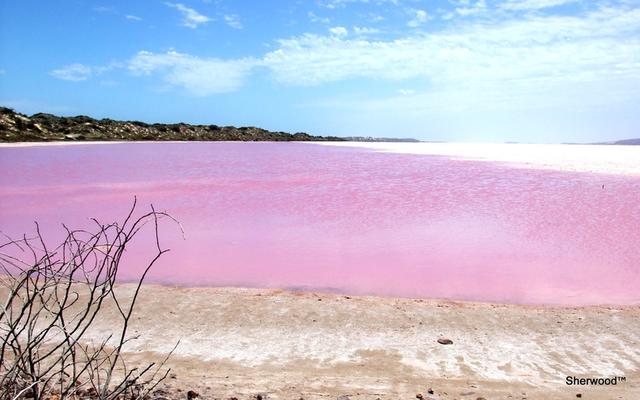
0, 107, 346, 142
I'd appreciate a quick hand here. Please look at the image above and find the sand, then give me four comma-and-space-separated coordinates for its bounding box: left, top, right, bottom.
76, 284, 640, 399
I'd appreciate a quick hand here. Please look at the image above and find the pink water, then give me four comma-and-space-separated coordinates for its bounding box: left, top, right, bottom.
1, 142, 639, 305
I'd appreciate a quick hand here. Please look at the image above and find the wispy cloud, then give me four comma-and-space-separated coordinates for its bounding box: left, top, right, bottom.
398, 89, 416, 95
319, 0, 400, 9
50, 63, 122, 82
262, 5, 640, 95
93, 6, 115, 13
51, 2, 640, 105
353, 26, 381, 35
128, 51, 255, 95
125, 14, 142, 21
407, 9, 429, 27
50, 64, 93, 81
308, 11, 330, 24
165, 2, 211, 29
500, 0, 580, 11
224, 14, 243, 29
329, 26, 349, 36
455, 0, 487, 16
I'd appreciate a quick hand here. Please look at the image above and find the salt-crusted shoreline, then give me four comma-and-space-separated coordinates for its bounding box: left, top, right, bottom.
83, 284, 640, 400
315, 142, 640, 175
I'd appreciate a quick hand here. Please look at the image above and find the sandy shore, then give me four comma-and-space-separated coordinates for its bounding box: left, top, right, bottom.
77, 284, 640, 399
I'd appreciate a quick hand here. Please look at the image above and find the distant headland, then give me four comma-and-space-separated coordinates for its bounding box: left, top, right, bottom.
0, 107, 423, 143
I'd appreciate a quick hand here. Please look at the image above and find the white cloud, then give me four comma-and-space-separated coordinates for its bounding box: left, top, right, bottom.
93, 6, 114, 13
50, 64, 93, 81
165, 2, 211, 29
353, 26, 381, 35
308, 11, 330, 24
398, 89, 416, 95
407, 9, 428, 27
500, 0, 580, 11
51, 2, 640, 106
319, 0, 400, 9
329, 26, 348, 36
368, 14, 385, 23
224, 14, 243, 29
262, 5, 640, 96
456, 0, 487, 16
128, 51, 255, 95
50, 62, 121, 82
125, 15, 142, 21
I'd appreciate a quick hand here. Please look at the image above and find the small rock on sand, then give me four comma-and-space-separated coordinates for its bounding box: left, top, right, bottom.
437, 338, 454, 345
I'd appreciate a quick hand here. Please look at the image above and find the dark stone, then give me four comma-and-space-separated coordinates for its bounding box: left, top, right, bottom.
437, 338, 454, 345
187, 390, 200, 399
416, 394, 423, 399
427, 388, 434, 395
576, 395, 582, 398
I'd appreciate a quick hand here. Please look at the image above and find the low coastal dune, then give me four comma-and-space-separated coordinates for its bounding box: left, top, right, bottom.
84, 284, 639, 399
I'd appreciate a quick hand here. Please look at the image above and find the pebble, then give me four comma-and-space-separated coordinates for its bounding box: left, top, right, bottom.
437, 338, 454, 345
187, 390, 199, 400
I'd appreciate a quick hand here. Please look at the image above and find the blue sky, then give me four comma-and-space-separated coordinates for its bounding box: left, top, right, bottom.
1, 0, 639, 142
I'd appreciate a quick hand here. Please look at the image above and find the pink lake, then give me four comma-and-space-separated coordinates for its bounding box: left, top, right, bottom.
1, 142, 639, 305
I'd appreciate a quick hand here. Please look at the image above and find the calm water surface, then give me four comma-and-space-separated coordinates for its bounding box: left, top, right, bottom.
1, 142, 639, 305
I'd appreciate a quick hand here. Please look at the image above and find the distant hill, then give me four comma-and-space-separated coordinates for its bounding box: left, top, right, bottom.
584, 138, 640, 145
0, 107, 346, 143
606, 138, 640, 145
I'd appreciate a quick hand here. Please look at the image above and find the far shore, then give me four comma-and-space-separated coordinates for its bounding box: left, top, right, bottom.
79, 283, 640, 400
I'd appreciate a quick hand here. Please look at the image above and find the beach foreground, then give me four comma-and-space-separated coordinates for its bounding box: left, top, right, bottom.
82, 284, 640, 399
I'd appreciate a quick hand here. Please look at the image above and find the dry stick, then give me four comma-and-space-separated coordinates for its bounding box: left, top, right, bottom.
102, 207, 169, 397
1, 200, 180, 399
